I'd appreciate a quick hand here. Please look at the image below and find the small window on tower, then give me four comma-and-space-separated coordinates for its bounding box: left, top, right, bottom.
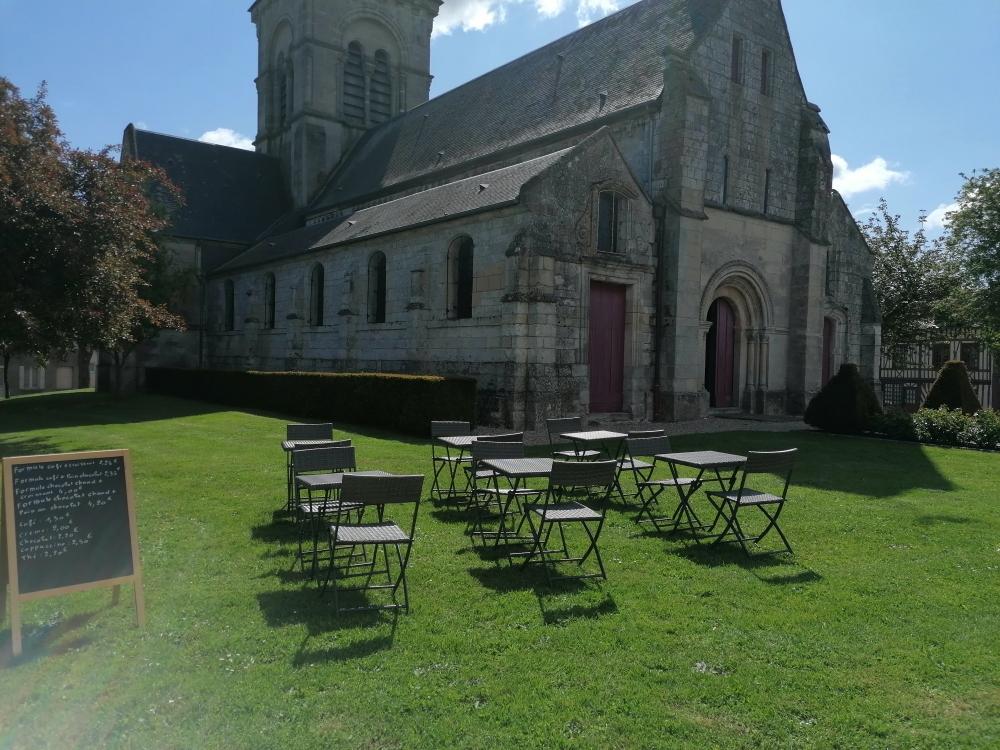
731, 35, 745, 85
760, 48, 772, 96
597, 190, 629, 254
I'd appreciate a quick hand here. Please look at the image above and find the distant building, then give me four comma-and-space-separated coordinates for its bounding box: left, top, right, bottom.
880, 329, 997, 411
124, 0, 880, 428
3, 351, 96, 397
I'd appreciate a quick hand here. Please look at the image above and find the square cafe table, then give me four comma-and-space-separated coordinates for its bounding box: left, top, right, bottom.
559, 430, 628, 461
650, 451, 747, 534
478, 457, 553, 548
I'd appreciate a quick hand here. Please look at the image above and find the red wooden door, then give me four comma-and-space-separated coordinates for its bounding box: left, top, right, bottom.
589, 281, 626, 412
705, 298, 736, 408
822, 318, 835, 385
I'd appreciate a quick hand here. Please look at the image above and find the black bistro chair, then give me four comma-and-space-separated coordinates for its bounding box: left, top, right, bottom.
519, 460, 618, 582
321, 473, 424, 614
705, 449, 798, 556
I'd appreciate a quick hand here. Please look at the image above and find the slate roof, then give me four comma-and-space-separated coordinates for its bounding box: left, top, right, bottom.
124, 126, 291, 244
309, 0, 728, 214
215, 146, 573, 274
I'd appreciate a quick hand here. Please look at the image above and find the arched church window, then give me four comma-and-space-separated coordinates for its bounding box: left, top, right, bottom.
285, 60, 294, 122
264, 273, 276, 329
224, 280, 235, 331
597, 190, 629, 253
344, 41, 366, 122
447, 236, 474, 319
370, 50, 392, 124
309, 264, 325, 326
368, 252, 387, 324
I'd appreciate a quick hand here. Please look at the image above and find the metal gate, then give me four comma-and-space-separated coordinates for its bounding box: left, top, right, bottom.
880, 329, 995, 411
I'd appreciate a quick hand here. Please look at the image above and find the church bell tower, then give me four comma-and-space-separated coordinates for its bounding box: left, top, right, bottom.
250, 0, 442, 208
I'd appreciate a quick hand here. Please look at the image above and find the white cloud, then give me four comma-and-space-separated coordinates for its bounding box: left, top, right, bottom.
198, 128, 254, 151
925, 202, 959, 231
576, 0, 619, 26
831, 154, 909, 199
433, 0, 618, 36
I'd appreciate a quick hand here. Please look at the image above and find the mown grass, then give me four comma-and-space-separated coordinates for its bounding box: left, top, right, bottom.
0, 391, 998, 749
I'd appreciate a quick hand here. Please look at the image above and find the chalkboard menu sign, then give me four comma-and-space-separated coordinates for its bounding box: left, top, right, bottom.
2, 449, 145, 657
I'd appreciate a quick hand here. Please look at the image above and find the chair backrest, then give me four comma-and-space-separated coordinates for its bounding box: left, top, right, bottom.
744, 449, 798, 477
287, 422, 333, 440
292, 445, 356, 474
627, 429, 666, 438
340, 474, 425, 505
470, 440, 525, 461
485, 431, 523, 442
546, 417, 582, 443
431, 420, 471, 438
625, 435, 672, 460
549, 459, 618, 489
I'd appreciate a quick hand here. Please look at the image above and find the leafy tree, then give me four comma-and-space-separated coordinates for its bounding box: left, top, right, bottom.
861, 199, 969, 349
0, 77, 186, 397
0, 79, 73, 397
943, 168, 1000, 338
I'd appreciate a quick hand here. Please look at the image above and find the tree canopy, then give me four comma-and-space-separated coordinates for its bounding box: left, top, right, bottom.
0, 77, 186, 397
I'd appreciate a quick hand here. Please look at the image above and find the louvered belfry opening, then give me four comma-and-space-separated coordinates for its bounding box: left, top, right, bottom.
370, 50, 392, 124
344, 41, 366, 122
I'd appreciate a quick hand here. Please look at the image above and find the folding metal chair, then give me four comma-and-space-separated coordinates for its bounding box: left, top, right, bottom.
545, 417, 601, 460
292, 444, 360, 575
284, 423, 337, 507
463, 440, 539, 546
321, 473, 424, 614
286, 438, 351, 510
632, 436, 698, 527
705, 449, 798, 556
615, 434, 671, 504
519, 460, 617, 582
430, 420, 472, 502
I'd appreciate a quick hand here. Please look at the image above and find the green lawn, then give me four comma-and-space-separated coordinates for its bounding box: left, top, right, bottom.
1, 392, 998, 749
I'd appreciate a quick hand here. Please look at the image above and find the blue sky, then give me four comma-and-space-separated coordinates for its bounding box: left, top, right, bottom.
1, 0, 997, 232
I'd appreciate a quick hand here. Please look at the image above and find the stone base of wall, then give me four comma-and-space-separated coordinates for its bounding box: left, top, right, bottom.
654, 389, 708, 422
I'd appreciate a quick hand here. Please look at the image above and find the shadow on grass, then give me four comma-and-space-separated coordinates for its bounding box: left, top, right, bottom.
670, 542, 823, 584
0, 391, 225, 434
250, 512, 298, 544
538, 593, 618, 625
670, 431, 956, 498
0, 608, 106, 668
257, 586, 400, 664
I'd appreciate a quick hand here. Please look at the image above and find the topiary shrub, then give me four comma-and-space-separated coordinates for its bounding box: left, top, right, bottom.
804, 363, 882, 433
923, 360, 981, 414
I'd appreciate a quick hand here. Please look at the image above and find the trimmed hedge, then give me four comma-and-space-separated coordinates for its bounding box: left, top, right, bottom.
145, 368, 476, 436
870, 407, 1000, 451
923, 360, 982, 414
804, 363, 882, 434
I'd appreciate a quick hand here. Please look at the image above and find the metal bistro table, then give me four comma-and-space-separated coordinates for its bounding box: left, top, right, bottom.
559, 430, 628, 461
282, 439, 343, 506
651, 451, 747, 535
294, 469, 395, 576
478, 457, 553, 550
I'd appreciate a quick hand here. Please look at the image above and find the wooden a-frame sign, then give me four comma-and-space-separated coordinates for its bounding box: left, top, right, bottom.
1, 449, 145, 657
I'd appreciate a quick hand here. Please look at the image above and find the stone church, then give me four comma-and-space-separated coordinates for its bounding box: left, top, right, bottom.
124, 0, 880, 428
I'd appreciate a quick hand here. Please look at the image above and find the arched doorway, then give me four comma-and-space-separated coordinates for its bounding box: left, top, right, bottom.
705, 298, 736, 408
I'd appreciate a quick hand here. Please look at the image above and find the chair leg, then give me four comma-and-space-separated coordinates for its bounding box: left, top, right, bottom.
756, 503, 792, 554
